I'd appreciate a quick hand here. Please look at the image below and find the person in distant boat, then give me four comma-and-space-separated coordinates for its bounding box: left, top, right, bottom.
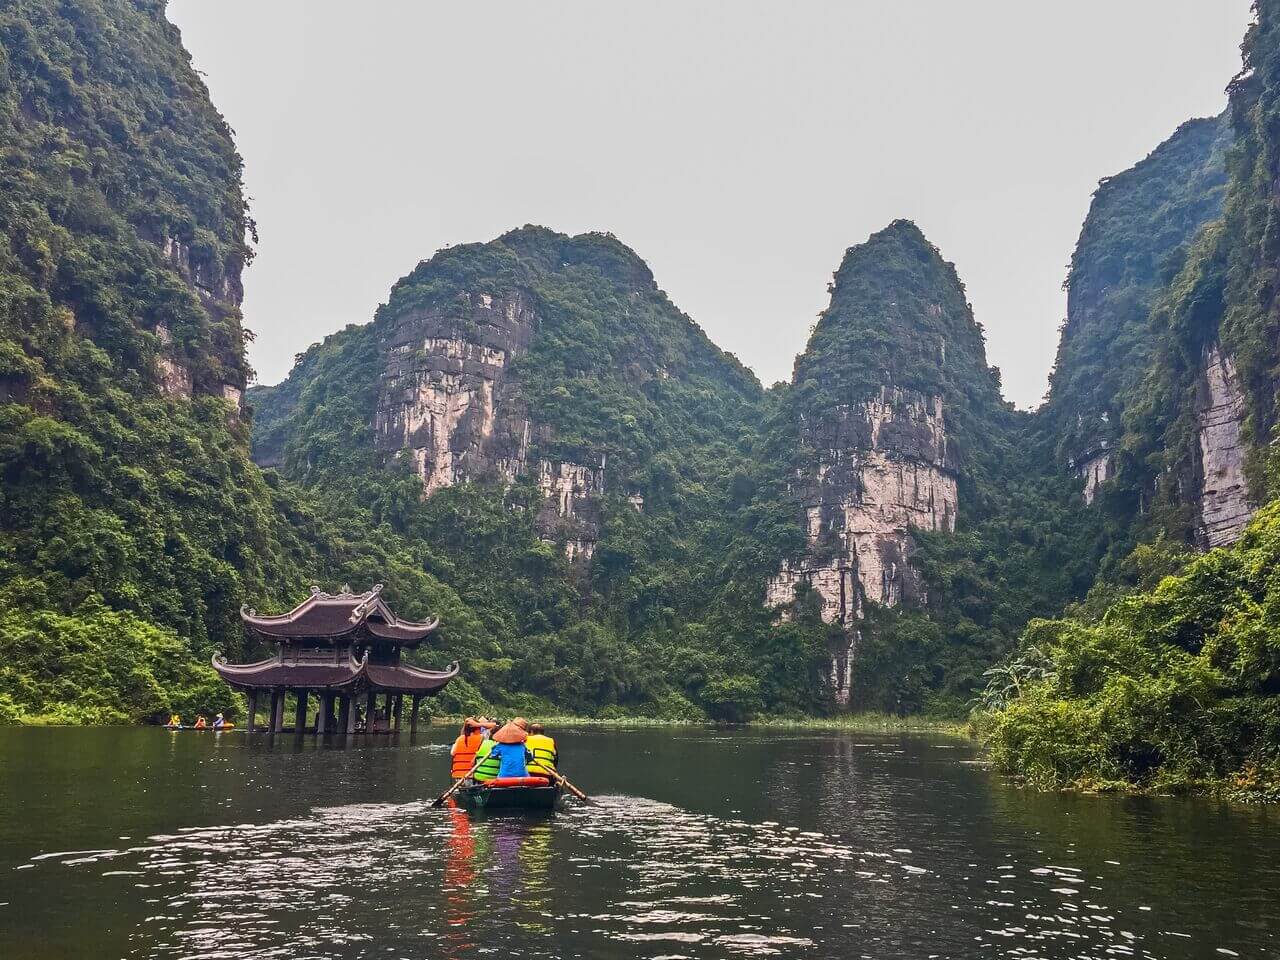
526, 723, 558, 778
192, 715, 207, 729
450, 717, 486, 779
486, 718, 535, 778
212, 712, 226, 729
165, 714, 182, 729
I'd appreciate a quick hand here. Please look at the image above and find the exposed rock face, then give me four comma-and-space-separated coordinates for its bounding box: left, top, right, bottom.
763, 220, 1003, 707
1046, 115, 1231, 498
1078, 450, 1113, 505
152, 236, 246, 406
154, 325, 192, 399
1194, 343, 1255, 547
376, 291, 535, 494
374, 290, 603, 557
768, 387, 958, 703
161, 234, 242, 307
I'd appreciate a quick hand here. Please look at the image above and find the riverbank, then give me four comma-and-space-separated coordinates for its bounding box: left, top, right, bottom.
427, 712, 970, 737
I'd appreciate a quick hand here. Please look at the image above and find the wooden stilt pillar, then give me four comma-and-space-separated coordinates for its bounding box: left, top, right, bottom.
338, 693, 350, 733
365, 690, 376, 732
317, 692, 331, 735
393, 693, 403, 732
294, 689, 308, 733
409, 695, 421, 735
345, 693, 357, 734
246, 690, 258, 733
271, 689, 285, 733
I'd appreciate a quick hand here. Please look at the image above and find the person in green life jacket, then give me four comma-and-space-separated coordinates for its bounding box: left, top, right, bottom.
472, 718, 532, 781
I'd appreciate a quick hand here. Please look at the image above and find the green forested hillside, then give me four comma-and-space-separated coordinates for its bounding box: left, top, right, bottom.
983, 0, 1280, 795
0, 0, 286, 721
248, 226, 852, 720
2, 0, 1277, 769
1046, 115, 1231, 468
0, 0, 476, 723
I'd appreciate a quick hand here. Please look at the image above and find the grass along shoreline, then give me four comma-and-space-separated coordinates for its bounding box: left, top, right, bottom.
425, 712, 970, 736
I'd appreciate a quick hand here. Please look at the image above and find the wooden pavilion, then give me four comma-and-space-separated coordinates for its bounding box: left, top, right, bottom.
213, 584, 459, 734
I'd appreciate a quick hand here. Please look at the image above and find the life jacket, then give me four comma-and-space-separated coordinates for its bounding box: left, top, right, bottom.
451, 731, 485, 778
526, 734, 558, 775
490, 741, 531, 778
472, 738, 500, 781
193, 717, 206, 729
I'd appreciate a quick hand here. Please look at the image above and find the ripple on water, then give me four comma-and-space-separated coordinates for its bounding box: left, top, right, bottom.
21, 792, 1264, 960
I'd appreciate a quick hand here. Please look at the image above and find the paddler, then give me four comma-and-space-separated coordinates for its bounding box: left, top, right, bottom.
526, 723, 558, 778
192, 715, 207, 729
212, 712, 226, 729
165, 713, 182, 729
449, 717, 486, 779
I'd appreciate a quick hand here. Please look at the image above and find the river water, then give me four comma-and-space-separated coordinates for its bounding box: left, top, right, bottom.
0, 726, 1276, 959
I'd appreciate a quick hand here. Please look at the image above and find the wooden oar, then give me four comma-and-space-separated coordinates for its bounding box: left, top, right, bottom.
549, 771, 592, 804
431, 756, 483, 807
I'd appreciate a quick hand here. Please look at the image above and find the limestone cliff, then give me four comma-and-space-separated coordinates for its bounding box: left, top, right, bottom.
0, 0, 313, 670
151, 232, 247, 407
0, 0, 254, 409
371, 287, 605, 556
1193, 344, 1255, 547
766, 222, 1004, 703
1045, 115, 1230, 504
251, 226, 762, 563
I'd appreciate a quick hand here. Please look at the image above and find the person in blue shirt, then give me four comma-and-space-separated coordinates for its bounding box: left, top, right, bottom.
486, 718, 534, 777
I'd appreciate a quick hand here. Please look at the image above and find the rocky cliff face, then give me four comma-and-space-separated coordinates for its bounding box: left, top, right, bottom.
0, 0, 254, 411
372, 286, 606, 558
253, 227, 762, 564
1194, 343, 1255, 547
1046, 115, 1230, 503
153, 233, 247, 407
375, 291, 533, 494
767, 388, 958, 699
766, 222, 1003, 704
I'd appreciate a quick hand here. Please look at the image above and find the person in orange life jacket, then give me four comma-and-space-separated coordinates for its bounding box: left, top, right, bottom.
450, 717, 487, 779
192, 715, 207, 729
481, 718, 534, 779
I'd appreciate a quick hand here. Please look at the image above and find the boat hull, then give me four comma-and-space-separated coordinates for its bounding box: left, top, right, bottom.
458, 782, 562, 811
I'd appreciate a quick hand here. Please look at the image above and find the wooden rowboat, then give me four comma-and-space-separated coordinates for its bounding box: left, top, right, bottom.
457, 776, 562, 812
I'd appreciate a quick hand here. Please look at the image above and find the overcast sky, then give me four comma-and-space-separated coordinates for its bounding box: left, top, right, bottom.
168, 1, 1252, 408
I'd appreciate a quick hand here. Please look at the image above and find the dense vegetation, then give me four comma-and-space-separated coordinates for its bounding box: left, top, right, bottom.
0, 0, 480, 723
0, 0, 280, 721
250, 226, 839, 721
982, 500, 1280, 799
2, 0, 1278, 797
982, 0, 1280, 796
1045, 115, 1231, 469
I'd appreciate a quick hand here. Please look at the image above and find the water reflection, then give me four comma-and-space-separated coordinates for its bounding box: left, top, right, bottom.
2, 727, 1277, 959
